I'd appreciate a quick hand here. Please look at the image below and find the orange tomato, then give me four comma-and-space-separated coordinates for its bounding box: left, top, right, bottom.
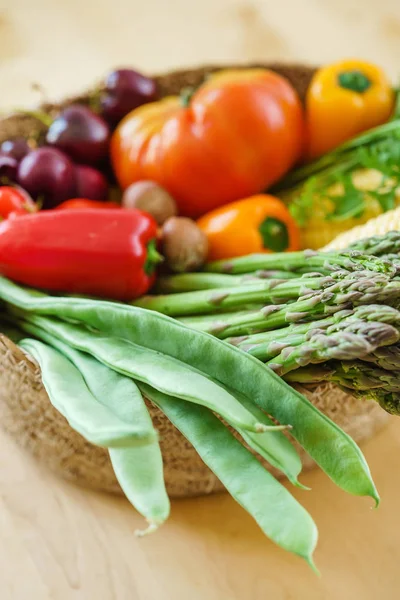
111, 69, 305, 218
197, 194, 300, 261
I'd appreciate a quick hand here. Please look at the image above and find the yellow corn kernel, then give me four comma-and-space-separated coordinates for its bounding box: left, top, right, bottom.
323, 205, 400, 250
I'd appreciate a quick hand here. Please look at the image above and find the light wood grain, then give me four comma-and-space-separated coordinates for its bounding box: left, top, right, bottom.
1, 0, 400, 598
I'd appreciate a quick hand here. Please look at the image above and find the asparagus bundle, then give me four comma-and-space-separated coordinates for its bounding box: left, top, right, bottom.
134, 232, 400, 416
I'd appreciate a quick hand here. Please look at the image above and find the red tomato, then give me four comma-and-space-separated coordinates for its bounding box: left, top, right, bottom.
0, 186, 37, 219
111, 69, 305, 218
56, 198, 120, 210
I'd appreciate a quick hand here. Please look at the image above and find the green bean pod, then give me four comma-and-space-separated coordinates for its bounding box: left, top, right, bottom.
15, 313, 285, 435
19, 339, 157, 449
0, 277, 379, 503
48, 340, 170, 532
18, 310, 304, 489
140, 382, 319, 569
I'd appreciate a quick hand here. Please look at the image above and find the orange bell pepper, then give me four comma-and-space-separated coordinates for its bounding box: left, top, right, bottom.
306, 59, 395, 159
111, 68, 305, 218
197, 194, 300, 261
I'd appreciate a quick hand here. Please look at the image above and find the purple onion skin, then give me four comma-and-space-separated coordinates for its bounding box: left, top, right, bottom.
100, 69, 158, 124
17, 147, 76, 208
75, 164, 108, 200
0, 138, 31, 162
0, 153, 18, 182
46, 105, 110, 166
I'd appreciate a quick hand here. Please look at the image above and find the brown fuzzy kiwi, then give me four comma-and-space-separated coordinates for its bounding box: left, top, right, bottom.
0, 64, 391, 498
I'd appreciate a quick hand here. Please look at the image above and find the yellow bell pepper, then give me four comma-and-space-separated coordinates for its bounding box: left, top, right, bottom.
306, 59, 394, 159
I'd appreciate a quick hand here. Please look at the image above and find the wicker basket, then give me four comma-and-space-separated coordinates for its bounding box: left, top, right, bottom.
0, 64, 391, 498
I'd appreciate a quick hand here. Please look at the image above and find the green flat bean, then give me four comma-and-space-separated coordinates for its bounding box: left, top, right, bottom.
227, 388, 305, 489
15, 313, 285, 435
139, 382, 318, 569
0, 276, 379, 503
57, 322, 303, 487
15, 304, 304, 488
44, 338, 170, 531
19, 339, 157, 449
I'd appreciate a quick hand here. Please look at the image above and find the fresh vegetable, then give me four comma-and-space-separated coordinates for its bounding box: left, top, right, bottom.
155, 272, 293, 293
228, 304, 400, 358
100, 68, 158, 125
197, 194, 300, 260
161, 216, 208, 272
19, 338, 156, 448
323, 207, 400, 250
20, 336, 169, 533
14, 316, 315, 556
277, 106, 400, 249
142, 384, 318, 566
122, 180, 177, 225
0, 276, 378, 505
266, 324, 398, 376
306, 59, 395, 158
0, 209, 161, 300
45, 104, 110, 165
205, 245, 395, 275
111, 68, 305, 218
0, 186, 37, 218
74, 164, 109, 200
56, 198, 120, 210
17, 310, 302, 487
15, 313, 288, 434
17, 147, 76, 208
142, 231, 400, 415
135, 269, 396, 320
285, 360, 400, 414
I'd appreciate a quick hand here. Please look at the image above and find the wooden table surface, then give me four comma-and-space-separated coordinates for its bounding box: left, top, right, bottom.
1, 1, 400, 598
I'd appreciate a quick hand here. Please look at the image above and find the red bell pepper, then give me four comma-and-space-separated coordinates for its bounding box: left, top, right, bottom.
0, 208, 161, 300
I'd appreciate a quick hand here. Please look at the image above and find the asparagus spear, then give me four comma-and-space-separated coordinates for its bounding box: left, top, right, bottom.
136, 269, 399, 318
134, 275, 339, 316
266, 324, 399, 376
155, 271, 298, 293
179, 273, 400, 337
238, 320, 400, 363
345, 231, 400, 257
228, 305, 400, 355
205, 249, 397, 277
361, 344, 400, 371
284, 361, 400, 415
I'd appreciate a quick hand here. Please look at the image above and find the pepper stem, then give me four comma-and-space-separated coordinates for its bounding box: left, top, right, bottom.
259, 217, 289, 252
337, 70, 372, 93
144, 239, 163, 275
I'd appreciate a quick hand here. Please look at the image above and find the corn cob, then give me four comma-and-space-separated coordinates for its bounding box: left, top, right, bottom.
323, 204, 400, 251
